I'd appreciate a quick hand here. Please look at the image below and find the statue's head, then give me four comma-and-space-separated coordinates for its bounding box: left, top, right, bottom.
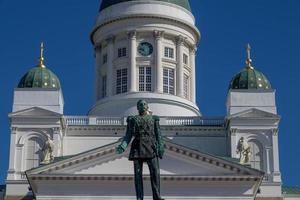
137, 100, 149, 115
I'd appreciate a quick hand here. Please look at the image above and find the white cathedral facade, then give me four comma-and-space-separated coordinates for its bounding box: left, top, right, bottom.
3, 0, 300, 200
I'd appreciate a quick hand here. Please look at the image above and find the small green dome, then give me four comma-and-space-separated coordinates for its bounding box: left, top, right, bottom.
229, 67, 272, 90
230, 44, 272, 90
99, 0, 191, 12
18, 66, 61, 89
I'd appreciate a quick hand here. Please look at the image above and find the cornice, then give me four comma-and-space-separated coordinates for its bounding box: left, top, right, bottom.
91, 14, 200, 45
30, 174, 260, 182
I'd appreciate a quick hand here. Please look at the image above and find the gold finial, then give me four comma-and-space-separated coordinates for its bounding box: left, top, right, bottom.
245, 43, 254, 69
39, 42, 45, 68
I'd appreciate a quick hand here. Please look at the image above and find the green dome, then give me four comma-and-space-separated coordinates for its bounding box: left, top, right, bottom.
229, 66, 272, 90
99, 0, 191, 12
18, 66, 61, 89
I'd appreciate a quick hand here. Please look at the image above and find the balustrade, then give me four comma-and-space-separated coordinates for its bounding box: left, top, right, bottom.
64, 116, 225, 127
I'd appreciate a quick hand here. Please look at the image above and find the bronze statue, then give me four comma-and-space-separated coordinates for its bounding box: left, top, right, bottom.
116, 100, 165, 200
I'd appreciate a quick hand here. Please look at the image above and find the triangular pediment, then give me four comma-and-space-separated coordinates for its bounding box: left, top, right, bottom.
27, 140, 263, 179
229, 108, 280, 119
9, 107, 62, 118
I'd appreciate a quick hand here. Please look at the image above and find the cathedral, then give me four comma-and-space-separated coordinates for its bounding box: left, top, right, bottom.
3, 0, 300, 199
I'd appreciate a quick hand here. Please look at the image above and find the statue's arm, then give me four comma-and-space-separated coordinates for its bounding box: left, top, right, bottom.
117, 116, 134, 153
154, 115, 165, 158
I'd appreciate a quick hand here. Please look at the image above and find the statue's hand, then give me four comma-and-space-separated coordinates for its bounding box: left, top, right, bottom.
116, 145, 125, 154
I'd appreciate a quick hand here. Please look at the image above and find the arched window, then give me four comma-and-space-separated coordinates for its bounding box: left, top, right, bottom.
25, 137, 43, 170
248, 140, 263, 170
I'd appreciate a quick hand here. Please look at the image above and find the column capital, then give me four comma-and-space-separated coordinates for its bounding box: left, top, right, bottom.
94, 43, 102, 53
128, 30, 137, 39
153, 30, 164, 39
10, 127, 17, 134
176, 35, 186, 46
230, 128, 238, 136
190, 45, 198, 54
271, 128, 279, 136
265, 146, 273, 150
106, 35, 115, 44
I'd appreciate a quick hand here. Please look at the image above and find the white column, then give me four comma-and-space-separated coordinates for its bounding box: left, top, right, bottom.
128, 31, 137, 92
176, 35, 185, 97
154, 30, 164, 93
265, 147, 271, 175
190, 46, 197, 103
106, 36, 115, 97
272, 129, 281, 182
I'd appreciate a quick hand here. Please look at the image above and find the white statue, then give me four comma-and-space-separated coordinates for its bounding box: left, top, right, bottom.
41, 136, 54, 164
236, 137, 251, 165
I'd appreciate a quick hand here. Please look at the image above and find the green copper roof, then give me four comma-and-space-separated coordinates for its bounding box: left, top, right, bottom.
99, 0, 191, 12
229, 66, 272, 90
18, 66, 61, 89
282, 186, 300, 195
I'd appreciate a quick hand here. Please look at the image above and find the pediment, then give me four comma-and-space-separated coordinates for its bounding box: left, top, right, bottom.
27, 140, 263, 179
229, 108, 280, 119
9, 107, 62, 118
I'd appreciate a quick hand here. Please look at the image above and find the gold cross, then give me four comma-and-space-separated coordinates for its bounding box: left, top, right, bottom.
246, 43, 253, 69
39, 42, 45, 68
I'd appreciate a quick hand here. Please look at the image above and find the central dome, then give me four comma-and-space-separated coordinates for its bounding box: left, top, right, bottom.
99, 0, 191, 12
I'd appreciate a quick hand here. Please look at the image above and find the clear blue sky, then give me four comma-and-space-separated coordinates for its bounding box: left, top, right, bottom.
0, 0, 299, 187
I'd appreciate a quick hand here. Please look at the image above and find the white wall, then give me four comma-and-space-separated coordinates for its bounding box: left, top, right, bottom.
13, 89, 64, 114
227, 90, 277, 115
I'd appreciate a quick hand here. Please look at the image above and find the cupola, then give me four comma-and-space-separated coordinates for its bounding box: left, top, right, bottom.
229, 44, 272, 90
18, 43, 61, 89
226, 44, 277, 115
